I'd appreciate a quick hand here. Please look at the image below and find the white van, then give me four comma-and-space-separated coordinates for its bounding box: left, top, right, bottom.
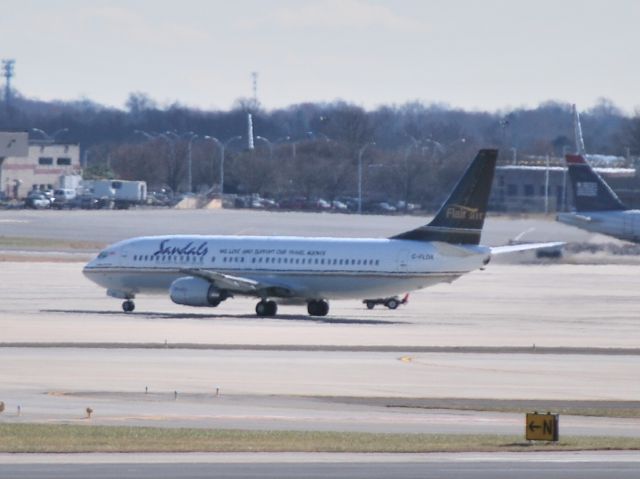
53, 188, 77, 208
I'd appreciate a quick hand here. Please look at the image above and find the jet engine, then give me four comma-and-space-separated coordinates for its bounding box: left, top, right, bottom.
169, 276, 224, 307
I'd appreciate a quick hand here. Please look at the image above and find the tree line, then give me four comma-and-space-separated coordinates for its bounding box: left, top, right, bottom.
1, 91, 639, 209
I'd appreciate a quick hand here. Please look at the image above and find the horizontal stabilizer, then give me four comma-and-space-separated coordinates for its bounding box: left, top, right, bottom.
432, 241, 476, 257
490, 242, 565, 255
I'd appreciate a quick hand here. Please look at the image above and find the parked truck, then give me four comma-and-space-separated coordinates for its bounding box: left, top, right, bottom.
81, 180, 147, 209
111, 180, 147, 209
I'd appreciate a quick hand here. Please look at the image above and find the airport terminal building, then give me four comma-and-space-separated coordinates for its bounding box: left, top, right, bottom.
0, 132, 80, 198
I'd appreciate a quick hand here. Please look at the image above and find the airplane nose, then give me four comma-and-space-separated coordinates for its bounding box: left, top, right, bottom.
82, 260, 96, 276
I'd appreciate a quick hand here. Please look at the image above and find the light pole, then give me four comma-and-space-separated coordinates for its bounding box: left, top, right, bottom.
30, 127, 69, 142
204, 135, 242, 196
561, 144, 571, 212
186, 133, 198, 193
255, 135, 273, 160
164, 131, 197, 193
402, 136, 420, 212
134, 130, 177, 190
134, 130, 175, 157
357, 142, 375, 214
133, 129, 156, 141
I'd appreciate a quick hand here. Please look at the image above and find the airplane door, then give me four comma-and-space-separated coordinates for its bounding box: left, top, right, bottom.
119, 246, 130, 266
396, 250, 410, 272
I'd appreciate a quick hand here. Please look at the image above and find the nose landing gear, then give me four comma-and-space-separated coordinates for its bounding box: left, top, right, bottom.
122, 300, 135, 313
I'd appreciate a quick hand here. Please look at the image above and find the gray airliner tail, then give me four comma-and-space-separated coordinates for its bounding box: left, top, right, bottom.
565, 154, 627, 212
391, 148, 498, 245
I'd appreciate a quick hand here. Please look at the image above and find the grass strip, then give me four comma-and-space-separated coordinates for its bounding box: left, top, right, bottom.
1, 424, 639, 453
0, 235, 104, 251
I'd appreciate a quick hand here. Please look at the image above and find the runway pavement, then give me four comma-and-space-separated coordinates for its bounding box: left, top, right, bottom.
2, 260, 639, 348
0, 207, 595, 246
2, 452, 640, 479
1, 209, 640, 474
1, 258, 640, 436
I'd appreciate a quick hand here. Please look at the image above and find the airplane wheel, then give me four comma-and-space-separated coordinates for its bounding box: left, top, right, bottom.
386, 299, 399, 310
266, 300, 277, 316
256, 300, 268, 317
256, 300, 277, 317
308, 299, 329, 317
122, 300, 135, 313
318, 300, 329, 316
365, 301, 375, 310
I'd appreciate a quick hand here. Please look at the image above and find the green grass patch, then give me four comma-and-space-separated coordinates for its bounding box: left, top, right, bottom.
1, 424, 639, 453
0, 235, 104, 251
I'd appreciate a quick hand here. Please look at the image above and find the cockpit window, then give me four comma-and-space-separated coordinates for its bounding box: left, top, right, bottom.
97, 251, 109, 259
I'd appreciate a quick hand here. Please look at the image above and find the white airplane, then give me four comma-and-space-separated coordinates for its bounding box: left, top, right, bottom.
557, 154, 640, 242
83, 149, 561, 317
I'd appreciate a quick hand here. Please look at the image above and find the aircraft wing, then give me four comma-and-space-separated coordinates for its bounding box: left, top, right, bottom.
180, 268, 299, 297
490, 242, 565, 255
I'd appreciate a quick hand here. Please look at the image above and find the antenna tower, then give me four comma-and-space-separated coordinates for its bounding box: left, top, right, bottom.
251, 71, 258, 105
2, 59, 15, 107
572, 104, 586, 155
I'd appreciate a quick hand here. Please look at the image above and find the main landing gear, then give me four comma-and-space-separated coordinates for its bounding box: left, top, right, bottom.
255, 299, 278, 317
122, 300, 135, 313
254, 299, 330, 317
307, 299, 329, 317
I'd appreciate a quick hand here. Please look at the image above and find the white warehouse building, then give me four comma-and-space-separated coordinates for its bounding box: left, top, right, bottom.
0, 132, 81, 199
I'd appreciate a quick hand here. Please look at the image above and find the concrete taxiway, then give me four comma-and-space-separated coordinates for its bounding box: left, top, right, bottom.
1, 257, 640, 437
2, 452, 640, 479
0, 208, 594, 246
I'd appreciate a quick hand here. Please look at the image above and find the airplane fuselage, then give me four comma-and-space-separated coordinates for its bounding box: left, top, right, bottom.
83, 235, 490, 301
557, 210, 640, 243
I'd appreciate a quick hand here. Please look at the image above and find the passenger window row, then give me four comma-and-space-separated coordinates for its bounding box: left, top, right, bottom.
133, 254, 203, 263
131, 254, 381, 268
221, 256, 380, 267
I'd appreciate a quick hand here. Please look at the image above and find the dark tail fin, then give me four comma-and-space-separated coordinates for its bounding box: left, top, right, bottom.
565, 154, 626, 212
391, 148, 498, 245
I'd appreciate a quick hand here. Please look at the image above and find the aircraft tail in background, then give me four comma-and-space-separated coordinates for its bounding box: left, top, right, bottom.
565, 154, 627, 212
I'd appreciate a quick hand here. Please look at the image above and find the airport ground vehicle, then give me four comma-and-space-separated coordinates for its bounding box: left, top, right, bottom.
363, 293, 409, 310
81, 180, 147, 209
52, 188, 77, 209
111, 180, 147, 209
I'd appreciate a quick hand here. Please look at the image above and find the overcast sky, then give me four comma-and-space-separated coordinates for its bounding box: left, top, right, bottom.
1, 0, 638, 113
